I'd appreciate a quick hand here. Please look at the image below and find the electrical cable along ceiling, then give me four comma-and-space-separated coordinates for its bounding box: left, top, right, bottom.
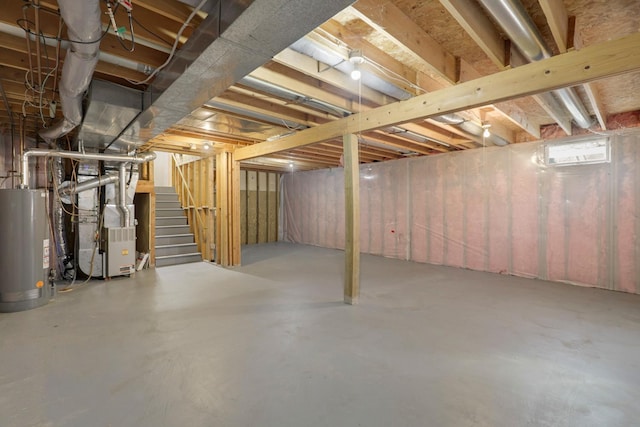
0, 0, 639, 169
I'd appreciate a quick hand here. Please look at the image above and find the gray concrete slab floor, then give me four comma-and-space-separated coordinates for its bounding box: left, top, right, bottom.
1, 242, 639, 427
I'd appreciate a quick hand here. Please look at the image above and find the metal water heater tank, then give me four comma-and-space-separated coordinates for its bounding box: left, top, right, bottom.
0, 189, 51, 312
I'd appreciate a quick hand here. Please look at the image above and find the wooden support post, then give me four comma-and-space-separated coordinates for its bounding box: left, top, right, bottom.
343, 133, 360, 305
206, 156, 215, 261
215, 150, 241, 266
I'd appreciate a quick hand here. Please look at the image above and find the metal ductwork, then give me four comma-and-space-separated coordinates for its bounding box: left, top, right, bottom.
39, 0, 102, 143
117, 0, 357, 148
240, 75, 353, 117
52, 157, 74, 280
290, 38, 410, 101
118, 163, 130, 227
58, 173, 119, 200
288, 37, 509, 146
477, 0, 593, 129
78, 80, 145, 152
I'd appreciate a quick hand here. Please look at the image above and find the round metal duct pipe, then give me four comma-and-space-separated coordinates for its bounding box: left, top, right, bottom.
477, 0, 593, 129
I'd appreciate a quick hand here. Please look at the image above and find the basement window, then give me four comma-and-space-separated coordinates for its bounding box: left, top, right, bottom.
544, 138, 610, 166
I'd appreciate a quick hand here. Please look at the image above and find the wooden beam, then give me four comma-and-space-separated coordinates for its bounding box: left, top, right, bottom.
133, 0, 204, 26
215, 150, 241, 266
235, 32, 640, 160
337, 3, 535, 139
343, 133, 360, 305
230, 84, 339, 122
532, 93, 572, 135
539, 5, 607, 132
439, 0, 508, 68
318, 19, 428, 94
538, 0, 569, 53
350, 0, 458, 85
273, 47, 396, 107
250, 64, 359, 114
213, 92, 328, 128
583, 82, 607, 130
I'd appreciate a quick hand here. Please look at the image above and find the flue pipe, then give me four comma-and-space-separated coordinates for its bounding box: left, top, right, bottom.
58, 173, 119, 198
21, 149, 156, 189
118, 163, 130, 227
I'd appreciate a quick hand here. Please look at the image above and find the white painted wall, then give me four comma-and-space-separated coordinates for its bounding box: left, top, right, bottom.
153, 151, 172, 187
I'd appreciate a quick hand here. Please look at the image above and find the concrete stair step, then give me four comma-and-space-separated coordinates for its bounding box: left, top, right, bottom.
155, 243, 199, 257
156, 216, 188, 226
155, 186, 177, 194
154, 187, 198, 267
156, 193, 179, 202
156, 253, 202, 267
156, 225, 191, 236
156, 234, 196, 245
156, 200, 182, 209
156, 208, 185, 217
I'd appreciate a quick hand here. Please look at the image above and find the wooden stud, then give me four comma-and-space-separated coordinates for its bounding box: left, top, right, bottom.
439, 0, 508, 68
343, 133, 360, 305
215, 150, 241, 266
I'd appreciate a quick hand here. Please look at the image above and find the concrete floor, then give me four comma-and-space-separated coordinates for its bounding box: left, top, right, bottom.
1, 242, 639, 427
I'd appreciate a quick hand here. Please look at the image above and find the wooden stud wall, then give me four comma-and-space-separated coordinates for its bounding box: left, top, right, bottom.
172, 156, 215, 261
216, 151, 241, 266
240, 170, 280, 245
135, 160, 155, 266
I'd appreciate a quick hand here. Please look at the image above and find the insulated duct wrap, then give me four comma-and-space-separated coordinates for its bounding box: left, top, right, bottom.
52, 157, 73, 280
39, 0, 102, 142
282, 130, 640, 294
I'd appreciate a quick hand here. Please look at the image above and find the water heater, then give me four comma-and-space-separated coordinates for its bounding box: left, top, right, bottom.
0, 189, 51, 312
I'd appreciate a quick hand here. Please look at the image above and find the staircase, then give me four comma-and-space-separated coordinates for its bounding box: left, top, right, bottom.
154, 186, 202, 267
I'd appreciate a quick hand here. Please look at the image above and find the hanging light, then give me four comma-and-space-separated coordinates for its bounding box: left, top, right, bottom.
350, 66, 361, 81
349, 50, 365, 81
203, 143, 211, 150
481, 122, 491, 138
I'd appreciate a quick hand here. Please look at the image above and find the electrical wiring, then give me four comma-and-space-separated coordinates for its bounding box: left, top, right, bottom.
131, 16, 173, 46
21, 16, 63, 126
113, 6, 136, 52
126, 0, 209, 85
17, 18, 111, 45
364, 59, 428, 95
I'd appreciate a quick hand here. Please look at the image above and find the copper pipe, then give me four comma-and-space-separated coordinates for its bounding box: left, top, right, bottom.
52, 15, 64, 98
33, 0, 43, 89
19, 115, 25, 187
22, 4, 35, 87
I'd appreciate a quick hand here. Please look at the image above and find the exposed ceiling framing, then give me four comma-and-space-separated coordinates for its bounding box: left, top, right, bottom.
1, 0, 640, 172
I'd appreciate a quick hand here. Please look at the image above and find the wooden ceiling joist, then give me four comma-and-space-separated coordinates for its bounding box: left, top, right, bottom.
350, 0, 458, 85
234, 32, 640, 161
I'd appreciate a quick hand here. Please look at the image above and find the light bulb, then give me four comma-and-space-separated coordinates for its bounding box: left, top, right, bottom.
203, 143, 211, 150
350, 67, 361, 81
288, 162, 294, 169
483, 128, 490, 138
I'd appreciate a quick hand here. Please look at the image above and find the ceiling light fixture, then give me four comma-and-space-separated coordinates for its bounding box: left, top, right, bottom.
481, 122, 491, 138
288, 161, 294, 169
203, 143, 211, 150
349, 50, 365, 81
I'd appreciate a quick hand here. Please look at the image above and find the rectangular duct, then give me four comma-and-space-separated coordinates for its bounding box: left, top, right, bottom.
77, 80, 144, 151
